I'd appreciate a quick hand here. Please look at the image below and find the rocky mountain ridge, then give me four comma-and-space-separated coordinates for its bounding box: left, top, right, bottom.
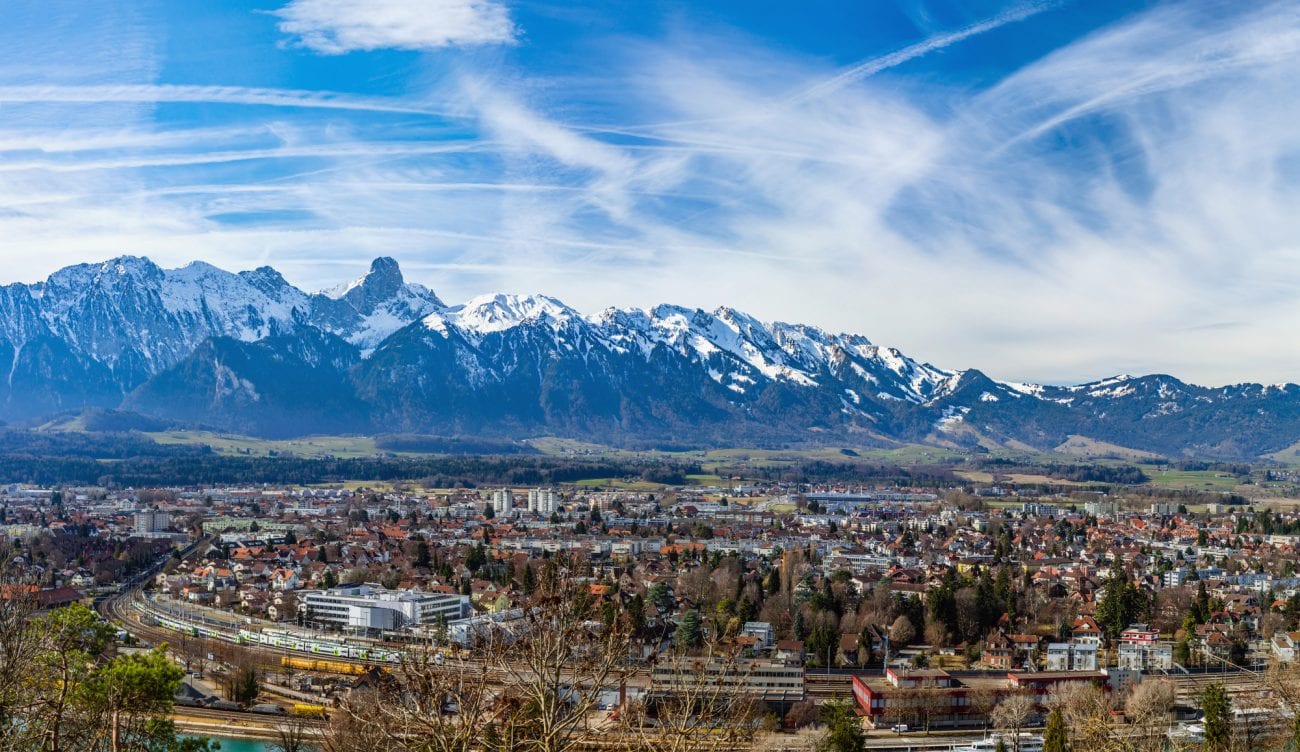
2, 256, 1296, 458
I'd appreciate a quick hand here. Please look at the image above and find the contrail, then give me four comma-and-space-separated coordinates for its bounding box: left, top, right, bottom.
790, 0, 1063, 105
0, 83, 452, 116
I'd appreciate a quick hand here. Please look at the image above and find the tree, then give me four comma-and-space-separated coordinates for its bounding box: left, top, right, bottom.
330, 644, 496, 752
914, 678, 948, 735
1201, 683, 1232, 752
1266, 663, 1300, 752
220, 655, 261, 706
24, 601, 116, 752
1125, 680, 1174, 752
1095, 566, 1149, 640
676, 609, 704, 650
321, 568, 338, 589
0, 548, 44, 752
649, 581, 674, 612
818, 700, 865, 752
1041, 708, 1066, 752
1048, 681, 1112, 751
990, 692, 1035, 752
633, 641, 760, 752
486, 557, 633, 752
968, 685, 1001, 731
888, 615, 915, 648
330, 557, 633, 752
81, 648, 185, 752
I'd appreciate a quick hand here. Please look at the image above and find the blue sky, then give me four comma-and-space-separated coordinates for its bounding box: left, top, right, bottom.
1, 0, 1298, 386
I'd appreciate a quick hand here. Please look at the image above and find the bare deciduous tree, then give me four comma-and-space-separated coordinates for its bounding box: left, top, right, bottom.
269, 716, 317, 752
990, 692, 1036, 752
914, 678, 948, 734
0, 547, 43, 752
632, 641, 761, 752
1125, 679, 1175, 752
968, 685, 1001, 731
334, 647, 497, 752
1046, 681, 1112, 752
486, 558, 633, 752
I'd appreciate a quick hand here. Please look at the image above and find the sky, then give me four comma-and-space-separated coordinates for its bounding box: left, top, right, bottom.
0, 0, 1298, 387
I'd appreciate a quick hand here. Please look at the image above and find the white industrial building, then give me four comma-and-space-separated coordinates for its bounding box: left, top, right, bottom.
303, 585, 470, 634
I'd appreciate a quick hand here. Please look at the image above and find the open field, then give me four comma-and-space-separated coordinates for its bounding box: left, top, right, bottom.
526, 438, 967, 471
1053, 434, 1164, 460
144, 431, 396, 459
573, 478, 671, 491
1265, 439, 1300, 465
35, 427, 1295, 498
1142, 468, 1245, 490
954, 470, 1093, 486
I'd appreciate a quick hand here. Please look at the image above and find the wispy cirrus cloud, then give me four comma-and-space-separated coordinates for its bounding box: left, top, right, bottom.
273, 0, 516, 54
424, 1, 1300, 385
791, 0, 1060, 104
5, 1, 1300, 386
0, 84, 450, 115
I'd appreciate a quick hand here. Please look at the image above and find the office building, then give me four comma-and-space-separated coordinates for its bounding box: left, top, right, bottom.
304, 585, 470, 633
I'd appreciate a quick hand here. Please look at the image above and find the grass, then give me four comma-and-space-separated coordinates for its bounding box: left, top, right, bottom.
1053, 434, 1164, 461
572, 478, 670, 491
527, 439, 969, 475
1264, 440, 1300, 466
954, 470, 1094, 487
144, 431, 398, 459
133, 428, 980, 477
685, 473, 726, 485
1142, 468, 1245, 491
304, 480, 403, 492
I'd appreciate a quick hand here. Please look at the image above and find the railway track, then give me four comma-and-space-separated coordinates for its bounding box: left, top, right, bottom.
174, 704, 328, 728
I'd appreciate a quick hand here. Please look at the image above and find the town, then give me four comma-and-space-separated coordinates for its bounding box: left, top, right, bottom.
4, 468, 1300, 750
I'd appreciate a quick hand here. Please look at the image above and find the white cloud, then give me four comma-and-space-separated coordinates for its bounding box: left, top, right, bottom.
274, 0, 516, 54
392, 1, 1300, 387
8, 2, 1300, 387
0, 83, 449, 114
791, 0, 1056, 104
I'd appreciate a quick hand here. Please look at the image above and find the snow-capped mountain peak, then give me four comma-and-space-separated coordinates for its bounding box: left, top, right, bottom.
450, 293, 578, 334
4, 255, 1300, 458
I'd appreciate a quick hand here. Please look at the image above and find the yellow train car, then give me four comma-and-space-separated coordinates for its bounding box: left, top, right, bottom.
291, 704, 329, 719
280, 655, 374, 676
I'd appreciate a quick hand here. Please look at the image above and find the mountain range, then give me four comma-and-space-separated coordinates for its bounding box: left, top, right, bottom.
0, 256, 1296, 459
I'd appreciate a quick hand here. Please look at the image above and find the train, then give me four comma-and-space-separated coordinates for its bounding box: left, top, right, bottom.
243, 628, 403, 663
137, 603, 406, 664
291, 704, 330, 719
146, 610, 230, 641
279, 655, 378, 675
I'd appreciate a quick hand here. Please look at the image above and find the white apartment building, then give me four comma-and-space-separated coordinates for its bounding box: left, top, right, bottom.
1118, 634, 1174, 671
528, 488, 557, 515
492, 489, 514, 515
1045, 642, 1099, 671
304, 585, 470, 633
133, 510, 173, 534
